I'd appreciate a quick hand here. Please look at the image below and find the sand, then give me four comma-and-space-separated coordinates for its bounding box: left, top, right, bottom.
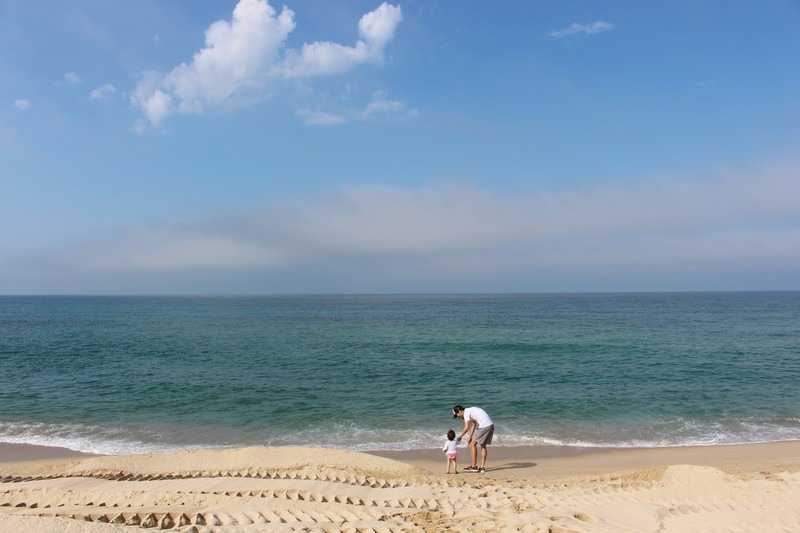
2, 441, 799, 532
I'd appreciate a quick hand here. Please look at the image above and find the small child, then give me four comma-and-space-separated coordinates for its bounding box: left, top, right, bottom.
442, 429, 459, 474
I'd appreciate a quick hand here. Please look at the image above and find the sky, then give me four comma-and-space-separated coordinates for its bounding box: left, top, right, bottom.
1, 0, 799, 295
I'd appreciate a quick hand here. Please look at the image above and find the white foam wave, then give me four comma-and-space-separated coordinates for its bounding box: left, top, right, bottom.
3, 417, 800, 455
0, 421, 215, 456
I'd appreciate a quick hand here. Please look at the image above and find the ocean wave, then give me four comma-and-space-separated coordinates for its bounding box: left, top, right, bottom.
0, 421, 217, 456
3, 417, 800, 456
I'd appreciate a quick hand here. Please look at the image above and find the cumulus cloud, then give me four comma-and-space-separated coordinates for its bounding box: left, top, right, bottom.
548, 21, 614, 38
13, 99, 32, 110
131, 0, 403, 127
21, 161, 798, 293
90, 83, 117, 100
132, 0, 295, 125
276, 2, 402, 77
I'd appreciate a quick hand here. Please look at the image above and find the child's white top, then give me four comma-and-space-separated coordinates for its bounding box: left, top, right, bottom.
442, 439, 458, 453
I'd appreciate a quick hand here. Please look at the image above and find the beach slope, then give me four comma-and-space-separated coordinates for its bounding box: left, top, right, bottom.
2, 442, 800, 532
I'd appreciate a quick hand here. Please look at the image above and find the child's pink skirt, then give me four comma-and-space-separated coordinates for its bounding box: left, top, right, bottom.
446, 452, 457, 459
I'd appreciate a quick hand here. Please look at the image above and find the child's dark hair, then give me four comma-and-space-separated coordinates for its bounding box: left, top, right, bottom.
447, 429, 456, 440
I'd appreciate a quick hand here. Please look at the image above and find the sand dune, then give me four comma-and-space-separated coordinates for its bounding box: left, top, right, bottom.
2, 443, 800, 532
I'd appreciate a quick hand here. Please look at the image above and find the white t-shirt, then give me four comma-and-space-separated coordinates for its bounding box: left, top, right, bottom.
464, 407, 493, 429
442, 439, 458, 454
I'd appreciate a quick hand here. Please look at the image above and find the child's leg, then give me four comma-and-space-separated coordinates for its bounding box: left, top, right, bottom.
453, 455, 458, 473
446, 456, 452, 473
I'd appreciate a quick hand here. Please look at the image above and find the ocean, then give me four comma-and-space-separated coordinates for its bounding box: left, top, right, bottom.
1, 292, 798, 456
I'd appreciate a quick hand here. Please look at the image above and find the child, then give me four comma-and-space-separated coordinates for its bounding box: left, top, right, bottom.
442, 429, 459, 474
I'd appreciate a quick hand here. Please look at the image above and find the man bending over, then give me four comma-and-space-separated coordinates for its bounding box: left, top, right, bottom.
453, 405, 494, 473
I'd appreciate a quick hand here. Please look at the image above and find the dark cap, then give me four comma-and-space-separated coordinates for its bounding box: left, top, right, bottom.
452, 405, 464, 418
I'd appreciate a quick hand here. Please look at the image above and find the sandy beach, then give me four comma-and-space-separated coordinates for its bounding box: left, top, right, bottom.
2, 441, 799, 532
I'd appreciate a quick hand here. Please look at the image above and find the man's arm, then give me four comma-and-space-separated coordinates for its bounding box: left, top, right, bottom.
458, 419, 471, 440
467, 421, 477, 441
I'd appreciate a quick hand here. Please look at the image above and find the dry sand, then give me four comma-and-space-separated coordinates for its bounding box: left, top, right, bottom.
2, 441, 799, 532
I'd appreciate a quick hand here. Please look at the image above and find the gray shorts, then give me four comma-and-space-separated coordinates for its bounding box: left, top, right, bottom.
473, 424, 494, 445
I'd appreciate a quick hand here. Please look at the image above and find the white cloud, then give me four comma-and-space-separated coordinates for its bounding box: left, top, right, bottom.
132, 0, 295, 125
359, 91, 418, 121
298, 91, 417, 126
90, 83, 117, 100
35, 161, 798, 292
296, 109, 347, 125
696, 80, 718, 88
131, 0, 403, 128
548, 21, 614, 38
276, 2, 402, 77
82, 231, 290, 271
64, 72, 82, 85
13, 99, 32, 111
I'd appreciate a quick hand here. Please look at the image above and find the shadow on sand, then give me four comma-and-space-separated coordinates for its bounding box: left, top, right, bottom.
486, 462, 538, 472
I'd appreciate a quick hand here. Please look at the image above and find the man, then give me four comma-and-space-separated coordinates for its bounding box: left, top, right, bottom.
453, 404, 494, 473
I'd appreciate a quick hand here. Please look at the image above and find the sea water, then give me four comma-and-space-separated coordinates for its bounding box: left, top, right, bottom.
1, 293, 798, 455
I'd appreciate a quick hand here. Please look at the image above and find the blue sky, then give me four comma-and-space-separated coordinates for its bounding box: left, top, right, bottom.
2, 0, 799, 294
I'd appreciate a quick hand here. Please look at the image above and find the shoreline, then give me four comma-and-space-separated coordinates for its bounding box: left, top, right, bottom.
4, 439, 800, 480
2, 440, 799, 531
0, 442, 97, 462
372, 440, 800, 480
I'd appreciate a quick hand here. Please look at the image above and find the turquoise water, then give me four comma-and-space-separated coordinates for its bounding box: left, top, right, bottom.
1, 293, 798, 455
